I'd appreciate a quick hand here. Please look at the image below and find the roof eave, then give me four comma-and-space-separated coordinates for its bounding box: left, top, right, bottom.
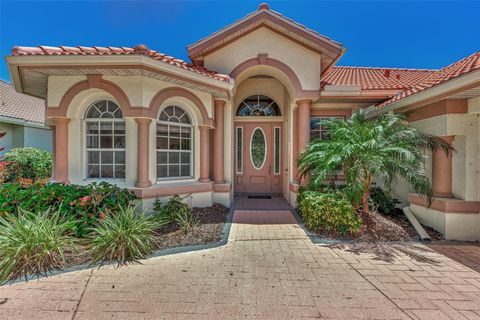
6, 54, 234, 98
365, 68, 480, 118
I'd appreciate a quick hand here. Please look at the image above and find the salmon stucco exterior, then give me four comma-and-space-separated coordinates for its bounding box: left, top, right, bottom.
5, 3, 480, 241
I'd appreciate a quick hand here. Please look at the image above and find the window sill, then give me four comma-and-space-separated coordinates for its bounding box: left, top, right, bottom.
155, 177, 195, 184
130, 180, 214, 199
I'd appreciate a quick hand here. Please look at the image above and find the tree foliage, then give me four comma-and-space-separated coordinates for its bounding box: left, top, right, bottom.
298, 109, 453, 214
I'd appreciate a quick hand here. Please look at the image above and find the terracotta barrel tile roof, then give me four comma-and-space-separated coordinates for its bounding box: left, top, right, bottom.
322, 66, 435, 90
11, 45, 231, 83
378, 51, 480, 108
0, 80, 45, 124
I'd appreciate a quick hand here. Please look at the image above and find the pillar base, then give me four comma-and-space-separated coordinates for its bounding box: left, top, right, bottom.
135, 181, 152, 188
433, 192, 454, 198
199, 178, 211, 183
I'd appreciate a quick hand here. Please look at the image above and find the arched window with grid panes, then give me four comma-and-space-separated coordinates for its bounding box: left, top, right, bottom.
156, 106, 193, 179
85, 100, 125, 179
236, 94, 280, 116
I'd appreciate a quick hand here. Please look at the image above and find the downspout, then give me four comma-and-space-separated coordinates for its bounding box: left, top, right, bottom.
403, 206, 431, 241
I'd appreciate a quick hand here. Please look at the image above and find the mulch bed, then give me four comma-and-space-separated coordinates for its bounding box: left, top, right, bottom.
304, 208, 443, 242
62, 203, 229, 269
153, 203, 229, 250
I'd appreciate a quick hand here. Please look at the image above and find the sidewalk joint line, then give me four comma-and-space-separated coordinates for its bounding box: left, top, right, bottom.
71, 269, 93, 320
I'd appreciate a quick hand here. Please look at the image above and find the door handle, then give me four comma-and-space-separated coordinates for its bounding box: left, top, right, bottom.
269, 166, 271, 174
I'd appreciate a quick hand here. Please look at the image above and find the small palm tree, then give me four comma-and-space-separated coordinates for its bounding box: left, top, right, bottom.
298, 109, 453, 215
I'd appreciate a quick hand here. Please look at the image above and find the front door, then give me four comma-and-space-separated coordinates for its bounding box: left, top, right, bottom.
235, 122, 282, 194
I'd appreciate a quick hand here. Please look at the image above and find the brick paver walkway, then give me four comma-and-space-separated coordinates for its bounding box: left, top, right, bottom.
428, 243, 480, 273
1, 210, 480, 319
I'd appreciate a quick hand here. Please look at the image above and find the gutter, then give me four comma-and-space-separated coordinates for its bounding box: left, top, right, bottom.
0, 115, 49, 129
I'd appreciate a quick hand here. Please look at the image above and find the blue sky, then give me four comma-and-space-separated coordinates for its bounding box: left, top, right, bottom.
1, 1, 479, 82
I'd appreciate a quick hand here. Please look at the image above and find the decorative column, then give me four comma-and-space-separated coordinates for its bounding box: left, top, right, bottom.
213, 100, 225, 184
432, 135, 454, 197
297, 99, 312, 152
295, 99, 312, 184
291, 108, 298, 180
199, 125, 210, 182
135, 118, 152, 188
52, 117, 70, 183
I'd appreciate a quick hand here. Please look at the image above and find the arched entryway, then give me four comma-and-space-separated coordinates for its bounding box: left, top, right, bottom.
234, 94, 283, 194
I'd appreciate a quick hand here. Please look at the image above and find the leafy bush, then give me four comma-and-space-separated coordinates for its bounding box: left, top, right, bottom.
88, 205, 161, 266
369, 187, 401, 215
0, 182, 137, 237
153, 195, 198, 233
2, 147, 52, 183
0, 208, 76, 284
297, 190, 361, 235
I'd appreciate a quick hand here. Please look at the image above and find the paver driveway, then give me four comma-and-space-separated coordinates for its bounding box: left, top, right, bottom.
1, 210, 480, 320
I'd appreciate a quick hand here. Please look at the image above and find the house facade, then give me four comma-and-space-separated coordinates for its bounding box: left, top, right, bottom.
0, 80, 51, 156
6, 3, 480, 240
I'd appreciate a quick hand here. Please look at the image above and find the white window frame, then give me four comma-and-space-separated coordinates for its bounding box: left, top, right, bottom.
83, 101, 126, 181
156, 106, 194, 181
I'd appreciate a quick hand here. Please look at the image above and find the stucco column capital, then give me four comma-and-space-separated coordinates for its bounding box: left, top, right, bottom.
198, 125, 211, 130
214, 99, 226, 108
51, 117, 71, 125
439, 135, 455, 144
134, 117, 153, 125
296, 99, 313, 107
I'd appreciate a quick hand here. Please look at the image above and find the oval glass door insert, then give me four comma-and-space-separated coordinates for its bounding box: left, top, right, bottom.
250, 128, 266, 170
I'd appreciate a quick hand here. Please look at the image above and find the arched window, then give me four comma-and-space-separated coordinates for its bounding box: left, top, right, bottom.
157, 106, 192, 179
236, 95, 280, 116
85, 100, 125, 179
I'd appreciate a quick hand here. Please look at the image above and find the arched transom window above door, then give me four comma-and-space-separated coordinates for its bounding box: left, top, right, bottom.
236, 95, 280, 117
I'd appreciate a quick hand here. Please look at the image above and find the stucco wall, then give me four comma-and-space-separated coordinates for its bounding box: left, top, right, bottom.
406, 112, 480, 202
0, 122, 15, 157
47, 76, 214, 118
23, 127, 52, 152
204, 27, 321, 91
0, 122, 52, 156
46, 74, 234, 206
400, 97, 480, 240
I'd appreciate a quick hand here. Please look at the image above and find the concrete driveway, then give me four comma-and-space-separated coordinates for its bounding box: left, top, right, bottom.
1, 210, 480, 319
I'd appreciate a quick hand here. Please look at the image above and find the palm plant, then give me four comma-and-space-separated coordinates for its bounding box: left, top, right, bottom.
298, 109, 453, 215
88, 204, 163, 267
0, 208, 77, 284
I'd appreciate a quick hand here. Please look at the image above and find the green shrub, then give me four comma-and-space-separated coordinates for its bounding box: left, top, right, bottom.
174, 206, 199, 233
297, 190, 361, 235
0, 182, 137, 237
369, 187, 401, 215
153, 195, 198, 233
3, 147, 52, 183
88, 205, 161, 266
0, 208, 76, 284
